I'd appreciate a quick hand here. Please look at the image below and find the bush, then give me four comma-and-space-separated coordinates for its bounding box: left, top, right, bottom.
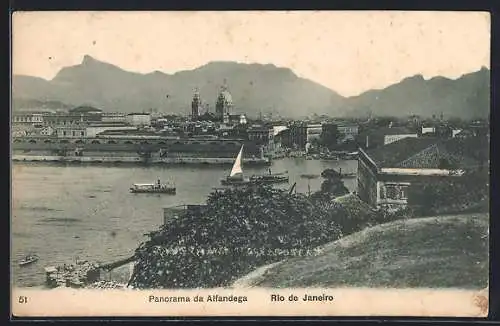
311, 169, 349, 201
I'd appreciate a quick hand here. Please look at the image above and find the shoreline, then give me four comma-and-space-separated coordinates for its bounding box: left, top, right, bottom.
11, 155, 272, 166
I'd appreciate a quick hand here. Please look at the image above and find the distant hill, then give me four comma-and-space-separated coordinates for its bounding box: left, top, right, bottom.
339, 67, 490, 120
12, 55, 489, 119
11, 98, 73, 112
12, 55, 344, 118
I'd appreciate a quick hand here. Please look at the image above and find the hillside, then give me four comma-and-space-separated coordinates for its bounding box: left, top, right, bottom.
12, 55, 344, 117
12, 55, 489, 119
233, 213, 489, 289
340, 68, 490, 120
11, 98, 73, 112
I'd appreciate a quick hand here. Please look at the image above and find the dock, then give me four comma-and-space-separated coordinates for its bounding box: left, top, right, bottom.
44, 255, 136, 288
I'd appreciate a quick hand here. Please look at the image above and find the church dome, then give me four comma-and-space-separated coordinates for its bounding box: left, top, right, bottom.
219, 90, 233, 107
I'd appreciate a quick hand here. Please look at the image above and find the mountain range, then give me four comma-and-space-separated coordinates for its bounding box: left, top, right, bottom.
12, 55, 490, 119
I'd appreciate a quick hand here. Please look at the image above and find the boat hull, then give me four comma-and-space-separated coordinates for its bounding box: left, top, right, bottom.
250, 176, 289, 184
220, 179, 251, 186
19, 259, 38, 267
130, 188, 176, 194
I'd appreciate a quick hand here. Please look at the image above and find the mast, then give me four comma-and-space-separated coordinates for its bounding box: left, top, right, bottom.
229, 145, 244, 177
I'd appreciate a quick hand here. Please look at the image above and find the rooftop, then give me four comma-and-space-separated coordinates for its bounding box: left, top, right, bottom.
365, 136, 488, 169
69, 106, 103, 113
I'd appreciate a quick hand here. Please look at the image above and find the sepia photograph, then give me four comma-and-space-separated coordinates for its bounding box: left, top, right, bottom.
11, 11, 490, 317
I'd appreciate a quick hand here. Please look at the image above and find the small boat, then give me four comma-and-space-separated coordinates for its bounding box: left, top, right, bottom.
19, 254, 39, 267
221, 145, 251, 186
130, 179, 176, 194
300, 174, 320, 179
250, 169, 289, 184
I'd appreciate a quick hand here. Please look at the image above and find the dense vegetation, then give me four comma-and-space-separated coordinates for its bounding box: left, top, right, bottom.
129, 185, 349, 288
407, 169, 489, 216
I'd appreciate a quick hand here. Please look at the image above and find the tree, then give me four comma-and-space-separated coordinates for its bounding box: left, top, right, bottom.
311, 169, 349, 201
320, 125, 339, 150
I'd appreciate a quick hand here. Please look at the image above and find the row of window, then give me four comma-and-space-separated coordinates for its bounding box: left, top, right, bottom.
380, 184, 408, 201
59, 131, 86, 137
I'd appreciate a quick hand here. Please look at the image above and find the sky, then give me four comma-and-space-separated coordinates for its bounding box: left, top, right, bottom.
12, 11, 490, 97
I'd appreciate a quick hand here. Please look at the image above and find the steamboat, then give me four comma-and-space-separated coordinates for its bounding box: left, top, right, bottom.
130, 179, 176, 194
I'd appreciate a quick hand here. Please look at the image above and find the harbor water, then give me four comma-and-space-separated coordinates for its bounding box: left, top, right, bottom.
11, 158, 358, 287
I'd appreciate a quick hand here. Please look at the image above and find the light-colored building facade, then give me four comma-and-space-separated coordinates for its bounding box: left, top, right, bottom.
384, 133, 418, 145
306, 124, 323, 143
86, 123, 137, 138
102, 112, 127, 123
126, 113, 151, 127
40, 126, 55, 136
12, 113, 44, 125
336, 123, 359, 143
55, 126, 87, 138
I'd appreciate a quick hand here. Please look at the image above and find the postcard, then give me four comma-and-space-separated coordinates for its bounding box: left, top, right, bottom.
11, 10, 490, 317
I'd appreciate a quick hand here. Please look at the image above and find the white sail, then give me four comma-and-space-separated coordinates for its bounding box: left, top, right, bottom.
229, 145, 244, 177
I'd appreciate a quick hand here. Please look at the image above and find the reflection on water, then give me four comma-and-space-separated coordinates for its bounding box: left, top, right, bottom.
11, 158, 357, 287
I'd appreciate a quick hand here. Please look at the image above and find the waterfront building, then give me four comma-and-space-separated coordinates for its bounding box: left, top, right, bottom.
336, 123, 359, 144
215, 86, 233, 121
420, 124, 456, 139
126, 113, 152, 127
12, 124, 34, 137
163, 139, 264, 160
12, 112, 44, 125
284, 123, 325, 150
223, 113, 247, 125
55, 126, 87, 138
102, 112, 127, 123
85, 122, 137, 138
247, 124, 275, 154
421, 126, 436, 135
287, 123, 307, 150
70, 106, 103, 115
359, 126, 418, 149
42, 108, 102, 126
40, 126, 55, 136
357, 136, 488, 211
383, 127, 418, 145
306, 124, 323, 144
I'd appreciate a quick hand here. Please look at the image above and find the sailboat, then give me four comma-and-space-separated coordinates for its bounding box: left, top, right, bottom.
221, 145, 250, 186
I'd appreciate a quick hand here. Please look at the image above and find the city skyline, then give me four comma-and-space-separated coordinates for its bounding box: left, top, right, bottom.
12, 11, 490, 97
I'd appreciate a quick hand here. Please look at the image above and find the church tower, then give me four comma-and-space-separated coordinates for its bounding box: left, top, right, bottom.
191, 88, 202, 121
215, 81, 233, 122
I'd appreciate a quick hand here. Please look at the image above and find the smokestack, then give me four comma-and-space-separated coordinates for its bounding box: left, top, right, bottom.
366, 135, 369, 148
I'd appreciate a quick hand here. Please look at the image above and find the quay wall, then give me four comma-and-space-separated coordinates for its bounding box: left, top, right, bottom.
11, 155, 270, 165
11, 141, 264, 158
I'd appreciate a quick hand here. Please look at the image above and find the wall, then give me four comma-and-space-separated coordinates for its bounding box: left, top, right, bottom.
86, 126, 137, 138
56, 127, 86, 138
383, 134, 418, 145
126, 114, 151, 126
357, 153, 378, 206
